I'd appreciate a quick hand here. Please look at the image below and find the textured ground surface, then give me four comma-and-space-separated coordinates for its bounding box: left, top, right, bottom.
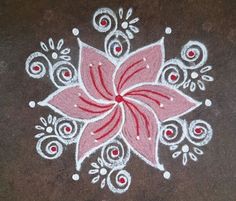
0, 0, 235, 201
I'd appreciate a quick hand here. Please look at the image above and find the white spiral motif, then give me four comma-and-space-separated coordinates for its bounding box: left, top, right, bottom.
186, 120, 213, 146
161, 59, 187, 88
107, 169, 131, 194
54, 117, 78, 145
51, 61, 78, 88
25, 52, 52, 79
101, 139, 130, 169
160, 119, 186, 146
93, 8, 118, 33
36, 135, 63, 159
181, 41, 208, 69
105, 30, 130, 59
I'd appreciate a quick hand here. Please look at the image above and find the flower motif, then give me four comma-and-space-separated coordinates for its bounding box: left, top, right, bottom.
39, 38, 200, 170
118, 8, 139, 39
183, 65, 214, 92
35, 114, 57, 138
171, 144, 204, 166
40, 38, 71, 61
89, 157, 108, 188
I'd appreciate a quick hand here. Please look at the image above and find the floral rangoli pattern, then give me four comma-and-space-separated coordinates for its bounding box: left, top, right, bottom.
26, 7, 214, 193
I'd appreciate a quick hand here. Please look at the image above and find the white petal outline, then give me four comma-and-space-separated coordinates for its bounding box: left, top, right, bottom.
60, 48, 70, 55
40, 117, 47, 126
35, 125, 45, 130
183, 79, 191, 89
202, 75, 214, 82
193, 147, 204, 155
52, 116, 57, 125
35, 133, 45, 138
59, 55, 71, 61
182, 152, 188, 166
89, 169, 99, 174
48, 38, 55, 50
40, 42, 48, 52
172, 151, 181, 158
126, 8, 133, 20
100, 178, 106, 189
91, 175, 100, 183
190, 81, 196, 92
91, 162, 99, 169
129, 17, 139, 24
170, 145, 178, 151
97, 157, 104, 167
125, 29, 134, 39
119, 8, 123, 19
57, 39, 64, 50
200, 65, 212, 73
48, 114, 52, 124
197, 80, 206, 90
189, 152, 198, 161
129, 25, 139, 33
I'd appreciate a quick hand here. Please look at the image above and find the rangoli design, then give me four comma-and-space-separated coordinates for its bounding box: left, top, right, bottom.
26, 7, 214, 193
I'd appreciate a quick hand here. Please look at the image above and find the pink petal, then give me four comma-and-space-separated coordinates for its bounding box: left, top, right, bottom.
79, 42, 116, 101
122, 99, 159, 167
124, 84, 200, 122
76, 106, 123, 169
114, 38, 164, 94
39, 85, 115, 121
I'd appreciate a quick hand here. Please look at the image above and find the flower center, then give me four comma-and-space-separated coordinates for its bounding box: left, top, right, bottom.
115, 95, 124, 103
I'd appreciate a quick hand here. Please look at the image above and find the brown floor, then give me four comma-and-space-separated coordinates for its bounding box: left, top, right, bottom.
0, 0, 236, 201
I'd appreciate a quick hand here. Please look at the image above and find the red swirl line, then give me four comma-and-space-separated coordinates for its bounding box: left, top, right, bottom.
119, 67, 146, 91
125, 89, 170, 100
78, 106, 111, 114
96, 110, 121, 140
125, 101, 151, 138
93, 107, 118, 134
98, 65, 113, 97
89, 66, 111, 100
117, 59, 143, 91
125, 92, 161, 107
79, 96, 113, 109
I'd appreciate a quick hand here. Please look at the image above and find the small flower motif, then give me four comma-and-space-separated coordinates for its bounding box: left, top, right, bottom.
89, 157, 108, 189
171, 144, 204, 166
118, 8, 139, 39
40, 38, 71, 61
35, 114, 57, 138
183, 66, 214, 92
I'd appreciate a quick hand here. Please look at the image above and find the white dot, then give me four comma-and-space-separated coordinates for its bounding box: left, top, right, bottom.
100, 168, 107, 175
146, 65, 150, 69
72, 173, 79, 181
205, 99, 212, 107
74, 104, 77, 107
29, 101, 36, 108
191, 72, 199, 79
182, 144, 189, 153
121, 21, 128, 29
163, 171, 171, 179
46, 126, 53, 133
52, 52, 58, 59
136, 136, 140, 140
72, 28, 79, 36
160, 103, 164, 108
165, 27, 172, 34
